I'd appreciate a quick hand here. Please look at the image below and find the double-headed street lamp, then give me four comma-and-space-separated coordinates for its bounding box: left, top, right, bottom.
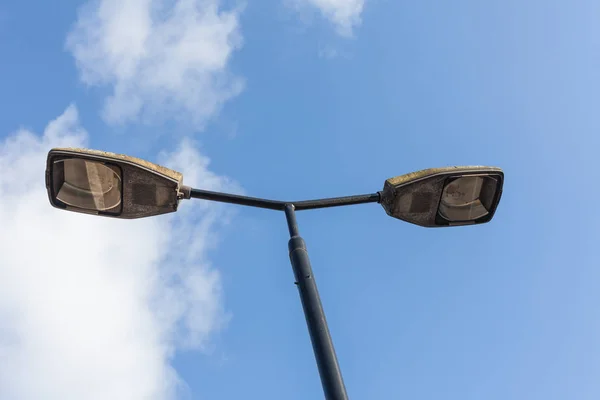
45, 148, 504, 400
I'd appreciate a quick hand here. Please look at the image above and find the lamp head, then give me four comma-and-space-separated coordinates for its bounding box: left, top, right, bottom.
380, 166, 504, 227
45, 148, 185, 219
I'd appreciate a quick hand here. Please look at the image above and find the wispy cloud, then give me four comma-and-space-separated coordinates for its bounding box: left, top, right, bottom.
289, 0, 366, 37
0, 105, 234, 399
66, 0, 244, 128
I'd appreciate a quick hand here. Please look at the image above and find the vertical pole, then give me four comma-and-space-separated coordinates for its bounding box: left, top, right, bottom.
284, 204, 349, 400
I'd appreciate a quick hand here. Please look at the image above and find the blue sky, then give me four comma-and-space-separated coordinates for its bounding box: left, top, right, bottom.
1, 0, 599, 399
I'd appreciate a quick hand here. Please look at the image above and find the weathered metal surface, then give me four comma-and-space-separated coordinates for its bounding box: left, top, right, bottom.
52, 147, 183, 183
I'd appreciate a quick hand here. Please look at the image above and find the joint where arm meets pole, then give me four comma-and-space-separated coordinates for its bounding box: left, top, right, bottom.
284, 204, 299, 237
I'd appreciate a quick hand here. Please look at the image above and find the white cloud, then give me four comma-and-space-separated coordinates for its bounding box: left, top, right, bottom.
0, 105, 234, 399
290, 0, 365, 36
66, 0, 244, 128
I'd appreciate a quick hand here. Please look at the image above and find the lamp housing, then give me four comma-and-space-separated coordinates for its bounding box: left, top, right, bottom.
45, 148, 185, 219
380, 166, 504, 227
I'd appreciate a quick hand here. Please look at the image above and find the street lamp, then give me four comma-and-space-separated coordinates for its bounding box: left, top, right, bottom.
45, 147, 504, 400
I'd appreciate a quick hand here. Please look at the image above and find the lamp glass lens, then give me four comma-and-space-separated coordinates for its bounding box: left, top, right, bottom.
54, 159, 122, 211
438, 176, 497, 222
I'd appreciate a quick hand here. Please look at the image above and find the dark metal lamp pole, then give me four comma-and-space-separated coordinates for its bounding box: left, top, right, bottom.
187, 188, 382, 400
285, 204, 348, 400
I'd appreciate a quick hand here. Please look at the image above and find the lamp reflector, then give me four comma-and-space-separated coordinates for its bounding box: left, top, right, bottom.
438, 175, 498, 222
53, 159, 122, 212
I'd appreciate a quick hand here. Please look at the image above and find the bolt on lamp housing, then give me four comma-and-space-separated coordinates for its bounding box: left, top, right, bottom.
46, 148, 185, 219
379, 166, 504, 227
